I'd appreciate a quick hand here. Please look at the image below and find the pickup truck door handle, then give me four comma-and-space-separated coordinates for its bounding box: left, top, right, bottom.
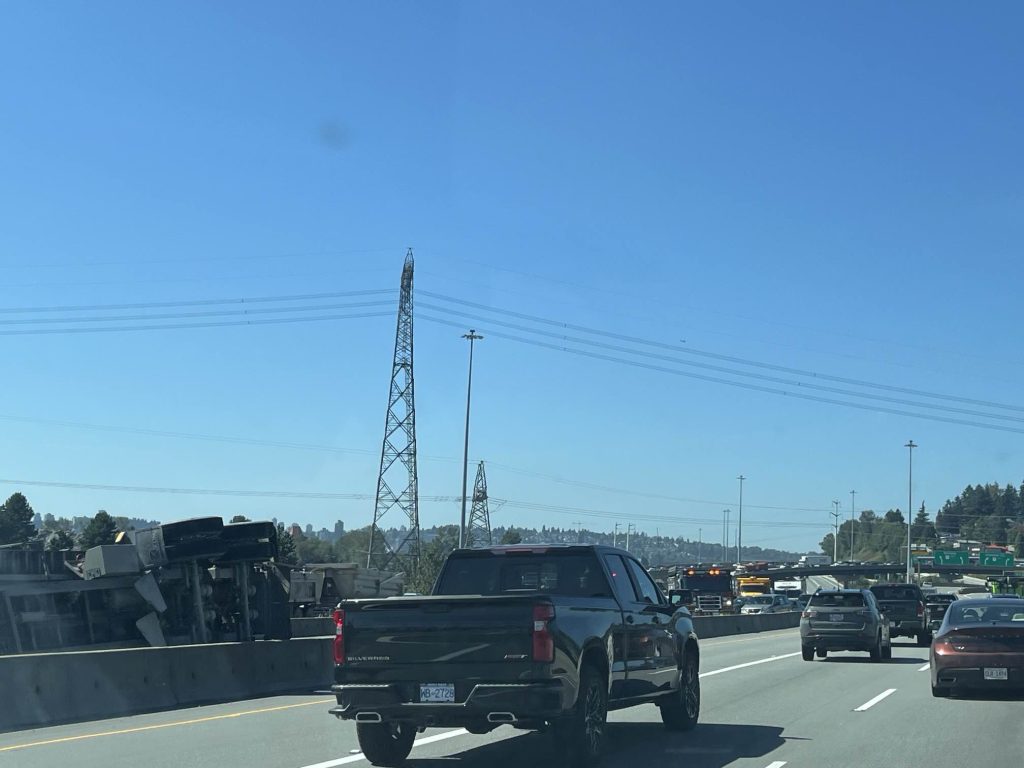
625, 614, 634, 624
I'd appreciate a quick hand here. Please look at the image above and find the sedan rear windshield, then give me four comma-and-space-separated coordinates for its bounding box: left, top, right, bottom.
947, 603, 1024, 624
809, 593, 865, 608
436, 552, 612, 597
870, 586, 921, 601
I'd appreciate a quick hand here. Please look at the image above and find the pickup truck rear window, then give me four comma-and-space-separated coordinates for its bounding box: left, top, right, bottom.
436, 552, 612, 597
870, 586, 922, 601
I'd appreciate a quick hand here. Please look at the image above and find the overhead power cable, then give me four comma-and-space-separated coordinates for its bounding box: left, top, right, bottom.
420, 302, 1024, 425
421, 291, 1024, 415
419, 314, 1024, 437
0, 288, 394, 315
0, 310, 392, 336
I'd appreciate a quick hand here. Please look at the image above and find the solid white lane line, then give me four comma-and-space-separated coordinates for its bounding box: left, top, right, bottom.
765, 762, 788, 768
854, 688, 897, 712
298, 729, 469, 768
699, 651, 801, 678
918, 662, 930, 672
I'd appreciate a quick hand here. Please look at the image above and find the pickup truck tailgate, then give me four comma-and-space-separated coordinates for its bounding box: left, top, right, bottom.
341, 595, 538, 667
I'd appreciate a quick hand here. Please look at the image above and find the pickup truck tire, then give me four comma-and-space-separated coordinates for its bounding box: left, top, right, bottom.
882, 639, 892, 660
916, 632, 932, 647
660, 651, 700, 731
931, 684, 951, 698
553, 664, 607, 766
801, 645, 814, 661
356, 721, 416, 768
815, 648, 827, 659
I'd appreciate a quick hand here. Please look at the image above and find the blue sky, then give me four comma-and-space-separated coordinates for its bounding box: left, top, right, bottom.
1, 3, 1022, 553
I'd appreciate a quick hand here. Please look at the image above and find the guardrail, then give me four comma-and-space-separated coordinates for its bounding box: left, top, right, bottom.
1, 613, 802, 733
0, 638, 332, 733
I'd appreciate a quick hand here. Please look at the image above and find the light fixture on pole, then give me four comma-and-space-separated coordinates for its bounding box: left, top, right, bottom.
905, 440, 917, 583
458, 330, 483, 549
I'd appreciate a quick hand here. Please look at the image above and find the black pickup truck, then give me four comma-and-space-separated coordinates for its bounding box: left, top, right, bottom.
330, 545, 700, 767
869, 583, 930, 646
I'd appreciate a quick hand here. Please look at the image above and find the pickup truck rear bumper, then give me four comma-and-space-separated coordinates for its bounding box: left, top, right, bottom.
888, 619, 925, 638
330, 681, 568, 728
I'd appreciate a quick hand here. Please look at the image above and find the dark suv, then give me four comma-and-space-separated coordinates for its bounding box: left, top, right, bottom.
800, 589, 891, 661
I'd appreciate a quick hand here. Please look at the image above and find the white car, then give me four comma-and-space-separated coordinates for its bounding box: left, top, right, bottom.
740, 594, 791, 614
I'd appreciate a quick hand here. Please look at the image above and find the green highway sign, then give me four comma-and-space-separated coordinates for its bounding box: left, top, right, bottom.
979, 552, 1014, 567
933, 550, 969, 566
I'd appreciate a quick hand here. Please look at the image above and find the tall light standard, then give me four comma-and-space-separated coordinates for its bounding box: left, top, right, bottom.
722, 510, 730, 562
905, 440, 917, 583
737, 475, 746, 564
850, 490, 857, 557
458, 330, 484, 549
613, 523, 620, 548
626, 523, 636, 552
697, 528, 702, 564
831, 500, 841, 563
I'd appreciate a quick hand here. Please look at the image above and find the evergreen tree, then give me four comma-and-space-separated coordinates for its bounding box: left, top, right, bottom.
79, 510, 118, 549
0, 492, 37, 544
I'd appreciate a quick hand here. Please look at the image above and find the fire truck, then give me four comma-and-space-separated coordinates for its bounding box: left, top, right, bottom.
668, 566, 736, 614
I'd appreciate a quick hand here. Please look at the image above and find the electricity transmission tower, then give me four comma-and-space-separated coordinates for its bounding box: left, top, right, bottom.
367, 249, 420, 572
466, 461, 492, 547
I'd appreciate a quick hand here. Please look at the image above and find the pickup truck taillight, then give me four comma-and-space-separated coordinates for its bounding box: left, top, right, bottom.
802, 610, 816, 619
532, 604, 555, 662
333, 609, 346, 665
917, 603, 924, 617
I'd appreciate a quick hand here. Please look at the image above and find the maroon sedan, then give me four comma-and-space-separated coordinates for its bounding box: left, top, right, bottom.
931, 597, 1024, 697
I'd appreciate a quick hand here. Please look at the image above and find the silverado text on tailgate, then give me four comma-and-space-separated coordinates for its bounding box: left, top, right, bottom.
329, 544, 700, 767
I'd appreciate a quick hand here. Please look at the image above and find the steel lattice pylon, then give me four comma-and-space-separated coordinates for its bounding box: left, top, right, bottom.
367, 249, 420, 572
466, 461, 492, 547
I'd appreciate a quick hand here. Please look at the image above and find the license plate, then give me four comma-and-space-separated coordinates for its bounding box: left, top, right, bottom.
830, 613, 843, 622
984, 668, 1008, 681
420, 683, 456, 703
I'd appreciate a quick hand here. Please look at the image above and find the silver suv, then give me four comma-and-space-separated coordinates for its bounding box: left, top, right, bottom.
800, 588, 891, 662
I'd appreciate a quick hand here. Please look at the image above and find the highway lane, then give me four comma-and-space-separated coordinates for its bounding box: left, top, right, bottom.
3, 627, 1023, 768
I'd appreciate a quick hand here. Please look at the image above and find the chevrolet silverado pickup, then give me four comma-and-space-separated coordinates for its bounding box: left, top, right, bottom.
329, 545, 700, 767
869, 583, 930, 646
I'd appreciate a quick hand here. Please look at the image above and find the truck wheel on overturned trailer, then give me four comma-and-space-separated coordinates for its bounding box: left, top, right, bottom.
356, 721, 416, 768
660, 650, 700, 731
554, 663, 608, 766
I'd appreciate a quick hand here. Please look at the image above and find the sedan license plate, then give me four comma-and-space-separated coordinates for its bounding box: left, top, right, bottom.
984, 668, 1008, 681
420, 683, 456, 703
830, 613, 843, 622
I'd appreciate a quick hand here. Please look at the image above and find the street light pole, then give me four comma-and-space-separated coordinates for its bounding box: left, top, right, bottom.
905, 440, 917, 583
737, 475, 746, 564
831, 500, 841, 563
626, 523, 635, 552
850, 490, 857, 558
722, 510, 730, 562
698, 528, 702, 564
613, 523, 620, 548
458, 330, 484, 549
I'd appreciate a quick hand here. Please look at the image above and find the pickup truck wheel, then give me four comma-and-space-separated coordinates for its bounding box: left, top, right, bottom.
869, 635, 882, 662
356, 721, 416, 768
660, 651, 700, 731
916, 632, 932, 647
931, 684, 951, 698
801, 645, 814, 661
815, 648, 827, 659
554, 664, 607, 766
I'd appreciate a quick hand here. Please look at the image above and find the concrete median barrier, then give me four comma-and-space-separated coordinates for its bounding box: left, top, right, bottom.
0, 638, 334, 733
291, 617, 335, 637
692, 610, 801, 639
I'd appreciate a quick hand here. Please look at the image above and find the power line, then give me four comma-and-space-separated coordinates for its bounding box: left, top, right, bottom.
0, 310, 393, 336
0, 288, 394, 315
420, 302, 1024, 425
419, 314, 1024, 437
0, 300, 394, 326
421, 292, 1024, 415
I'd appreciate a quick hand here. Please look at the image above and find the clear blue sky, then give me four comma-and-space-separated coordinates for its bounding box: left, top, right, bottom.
1, 3, 1022, 553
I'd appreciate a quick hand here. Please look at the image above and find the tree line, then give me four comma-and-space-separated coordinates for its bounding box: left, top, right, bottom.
0, 492, 155, 550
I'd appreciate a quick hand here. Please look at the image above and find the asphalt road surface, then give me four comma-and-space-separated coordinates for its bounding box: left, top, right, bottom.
3, 626, 1022, 768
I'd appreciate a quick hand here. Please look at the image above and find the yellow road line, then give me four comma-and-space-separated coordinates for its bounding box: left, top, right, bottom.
0, 698, 333, 752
